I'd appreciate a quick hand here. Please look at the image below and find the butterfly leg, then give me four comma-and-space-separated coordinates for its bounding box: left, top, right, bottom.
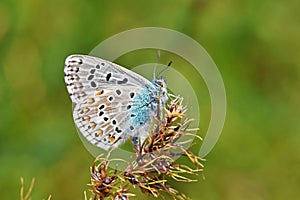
131, 131, 148, 149
131, 135, 139, 148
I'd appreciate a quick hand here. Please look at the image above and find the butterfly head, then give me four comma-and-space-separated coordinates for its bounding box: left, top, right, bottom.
153, 77, 167, 88
152, 77, 168, 105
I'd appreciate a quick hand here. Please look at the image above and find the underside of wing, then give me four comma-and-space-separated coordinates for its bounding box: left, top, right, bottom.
73, 85, 155, 150
64, 54, 151, 104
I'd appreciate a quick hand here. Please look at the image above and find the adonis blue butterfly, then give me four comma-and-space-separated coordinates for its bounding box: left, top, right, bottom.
64, 55, 168, 150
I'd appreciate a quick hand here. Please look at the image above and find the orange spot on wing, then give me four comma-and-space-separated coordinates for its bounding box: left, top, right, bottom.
110, 136, 115, 143
90, 122, 96, 129
87, 98, 95, 104
84, 108, 89, 114
97, 129, 103, 136
84, 116, 90, 122
95, 89, 104, 96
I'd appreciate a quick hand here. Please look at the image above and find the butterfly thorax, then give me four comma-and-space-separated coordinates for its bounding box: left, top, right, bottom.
130, 78, 168, 127
152, 77, 168, 106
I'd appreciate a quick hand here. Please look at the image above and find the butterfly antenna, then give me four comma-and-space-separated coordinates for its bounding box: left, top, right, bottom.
157, 61, 172, 77
153, 50, 161, 79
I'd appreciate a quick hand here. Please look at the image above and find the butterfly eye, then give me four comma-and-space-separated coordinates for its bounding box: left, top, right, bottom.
155, 79, 165, 87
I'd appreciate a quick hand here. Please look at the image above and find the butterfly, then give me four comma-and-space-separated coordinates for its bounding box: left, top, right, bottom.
64, 55, 169, 151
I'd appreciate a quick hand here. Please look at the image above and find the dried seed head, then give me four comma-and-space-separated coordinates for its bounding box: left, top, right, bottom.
89, 96, 204, 200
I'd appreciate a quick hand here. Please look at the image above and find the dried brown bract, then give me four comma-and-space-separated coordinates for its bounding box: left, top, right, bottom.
88, 97, 205, 200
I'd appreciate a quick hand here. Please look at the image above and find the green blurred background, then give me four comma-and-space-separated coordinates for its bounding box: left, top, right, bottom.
1, 0, 300, 199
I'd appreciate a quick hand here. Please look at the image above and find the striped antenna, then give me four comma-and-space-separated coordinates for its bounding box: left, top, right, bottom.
153, 50, 161, 79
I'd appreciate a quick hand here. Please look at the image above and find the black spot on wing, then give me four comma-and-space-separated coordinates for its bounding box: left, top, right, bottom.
117, 78, 128, 84
108, 96, 114, 101
106, 73, 112, 81
99, 104, 105, 110
91, 81, 96, 87
87, 75, 94, 80
116, 89, 121, 95
99, 111, 104, 116
115, 127, 122, 133
130, 92, 135, 98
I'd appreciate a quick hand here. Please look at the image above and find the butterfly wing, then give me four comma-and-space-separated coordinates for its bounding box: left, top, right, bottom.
64, 55, 151, 104
73, 85, 152, 150
64, 55, 157, 150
